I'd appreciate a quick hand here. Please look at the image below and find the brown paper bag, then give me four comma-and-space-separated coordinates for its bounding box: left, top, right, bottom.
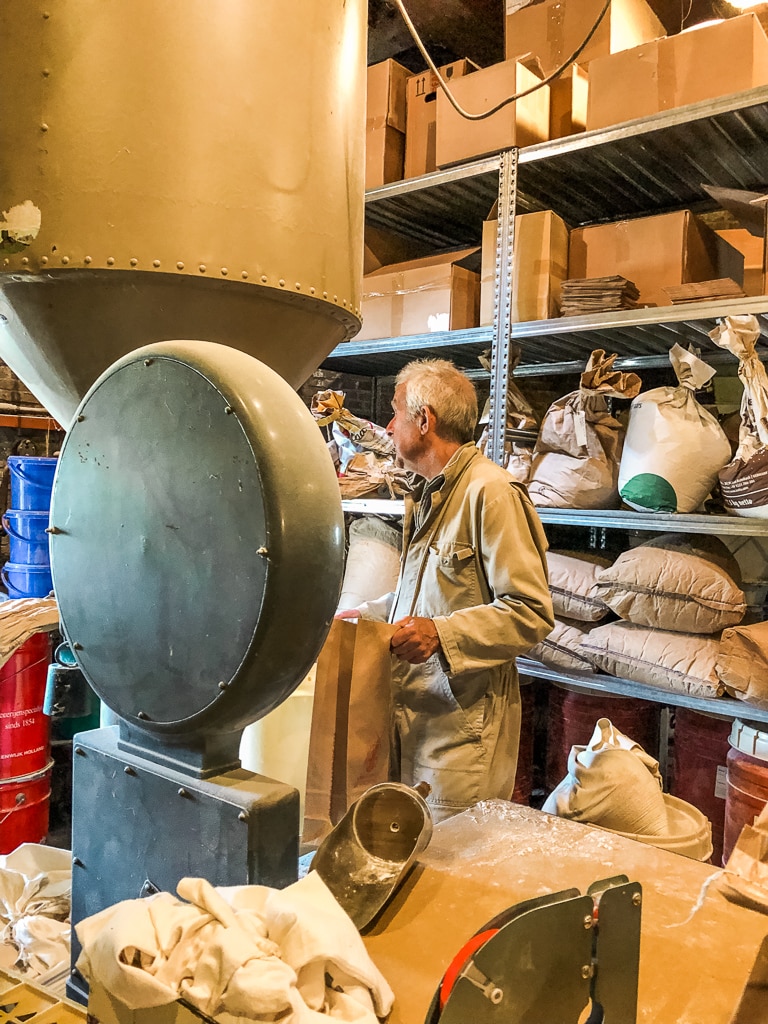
303, 618, 396, 844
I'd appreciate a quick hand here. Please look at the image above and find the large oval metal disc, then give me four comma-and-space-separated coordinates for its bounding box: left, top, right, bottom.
50, 340, 344, 737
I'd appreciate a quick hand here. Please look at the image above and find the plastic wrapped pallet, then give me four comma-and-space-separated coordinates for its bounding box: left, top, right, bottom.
528, 349, 642, 508
710, 314, 768, 517
618, 343, 731, 512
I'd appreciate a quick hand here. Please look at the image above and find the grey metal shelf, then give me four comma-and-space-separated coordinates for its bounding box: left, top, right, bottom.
324, 296, 768, 377
363, 88, 768, 247
341, 498, 768, 536
519, 85, 768, 226
517, 657, 768, 727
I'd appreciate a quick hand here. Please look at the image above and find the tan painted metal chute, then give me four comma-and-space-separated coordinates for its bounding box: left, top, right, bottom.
0, 0, 366, 426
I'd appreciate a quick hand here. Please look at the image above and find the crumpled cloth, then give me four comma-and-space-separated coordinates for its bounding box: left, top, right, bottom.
543, 717, 668, 835
0, 844, 71, 977
76, 873, 394, 1023
0, 597, 58, 670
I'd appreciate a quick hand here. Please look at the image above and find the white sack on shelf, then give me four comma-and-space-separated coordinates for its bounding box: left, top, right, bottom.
528, 349, 641, 508
542, 717, 668, 835
618, 343, 731, 512
594, 540, 746, 634
526, 617, 595, 673
716, 619, 768, 707
339, 516, 401, 612
710, 314, 768, 517
579, 621, 724, 698
546, 550, 612, 622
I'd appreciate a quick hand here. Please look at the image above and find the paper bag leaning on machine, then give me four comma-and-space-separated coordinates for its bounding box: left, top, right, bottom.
709, 313, 768, 518
528, 349, 641, 509
618, 343, 731, 513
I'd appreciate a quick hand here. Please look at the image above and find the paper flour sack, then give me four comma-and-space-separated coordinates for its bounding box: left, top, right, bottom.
618, 343, 731, 513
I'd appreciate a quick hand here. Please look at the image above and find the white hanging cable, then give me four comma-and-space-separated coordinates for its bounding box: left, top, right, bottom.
392, 0, 612, 120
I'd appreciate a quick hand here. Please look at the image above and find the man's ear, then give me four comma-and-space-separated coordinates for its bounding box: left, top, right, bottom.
419, 405, 436, 436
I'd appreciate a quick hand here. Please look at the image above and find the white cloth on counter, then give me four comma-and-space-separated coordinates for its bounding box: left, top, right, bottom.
76, 872, 394, 1023
0, 597, 58, 669
543, 717, 668, 836
0, 844, 71, 977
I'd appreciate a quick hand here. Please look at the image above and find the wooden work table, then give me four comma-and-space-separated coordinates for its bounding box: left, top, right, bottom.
363, 802, 768, 1024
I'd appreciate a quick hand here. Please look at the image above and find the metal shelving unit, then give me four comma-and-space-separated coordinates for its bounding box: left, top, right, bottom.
337, 87, 768, 724
517, 658, 768, 727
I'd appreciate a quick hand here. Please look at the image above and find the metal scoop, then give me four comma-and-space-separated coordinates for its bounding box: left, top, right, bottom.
312, 781, 433, 930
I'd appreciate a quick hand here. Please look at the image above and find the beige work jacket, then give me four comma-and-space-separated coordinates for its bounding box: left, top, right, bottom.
361, 443, 554, 818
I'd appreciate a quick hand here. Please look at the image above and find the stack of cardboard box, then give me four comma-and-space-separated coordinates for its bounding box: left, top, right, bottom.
359, 4, 768, 343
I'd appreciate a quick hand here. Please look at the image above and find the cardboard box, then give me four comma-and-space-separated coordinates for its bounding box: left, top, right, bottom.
568, 210, 744, 308
365, 124, 405, 190
404, 59, 477, 179
706, 185, 768, 296
716, 228, 765, 296
587, 13, 768, 131
367, 59, 409, 134
504, 0, 664, 75
549, 63, 589, 140
358, 248, 480, 341
481, 208, 569, 323
435, 58, 550, 169
363, 224, 429, 275
366, 59, 409, 189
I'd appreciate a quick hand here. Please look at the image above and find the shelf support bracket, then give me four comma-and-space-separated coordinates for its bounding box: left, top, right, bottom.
488, 148, 518, 467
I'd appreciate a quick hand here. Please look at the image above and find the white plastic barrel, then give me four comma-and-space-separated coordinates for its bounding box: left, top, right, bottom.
339, 516, 401, 611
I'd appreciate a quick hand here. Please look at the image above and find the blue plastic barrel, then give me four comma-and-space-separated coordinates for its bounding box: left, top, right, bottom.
7, 457, 58, 512
2, 511, 50, 566
1, 562, 53, 599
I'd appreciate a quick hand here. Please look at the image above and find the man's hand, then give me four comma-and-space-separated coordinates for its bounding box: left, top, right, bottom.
391, 616, 441, 664
335, 608, 360, 619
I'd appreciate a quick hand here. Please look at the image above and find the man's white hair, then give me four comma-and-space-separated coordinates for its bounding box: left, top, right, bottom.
395, 359, 478, 444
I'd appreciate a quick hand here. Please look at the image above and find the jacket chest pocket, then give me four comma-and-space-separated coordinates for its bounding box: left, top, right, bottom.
429, 542, 478, 597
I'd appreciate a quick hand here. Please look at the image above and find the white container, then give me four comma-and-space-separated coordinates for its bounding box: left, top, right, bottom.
239, 668, 316, 820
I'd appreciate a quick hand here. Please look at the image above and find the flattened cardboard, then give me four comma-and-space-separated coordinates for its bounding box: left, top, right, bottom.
587, 13, 768, 131
404, 59, 478, 179
366, 58, 409, 133
568, 211, 744, 309
504, 0, 663, 75
481, 207, 569, 324
435, 58, 550, 169
358, 247, 480, 341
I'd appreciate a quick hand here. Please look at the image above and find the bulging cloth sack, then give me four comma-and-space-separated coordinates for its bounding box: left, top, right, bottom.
716, 620, 768, 707
579, 621, 724, 698
526, 617, 595, 673
710, 314, 768, 518
303, 618, 397, 845
528, 349, 641, 509
618, 343, 731, 513
594, 536, 746, 634
546, 550, 611, 623
543, 717, 668, 835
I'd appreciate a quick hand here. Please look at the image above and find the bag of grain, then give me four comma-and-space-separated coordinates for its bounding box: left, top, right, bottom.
528, 349, 642, 508
709, 314, 768, 517
618, 343, 731, 513
476, 346, 538, 484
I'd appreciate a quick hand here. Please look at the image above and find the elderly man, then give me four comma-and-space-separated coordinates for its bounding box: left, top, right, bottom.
340, 358, 553, 821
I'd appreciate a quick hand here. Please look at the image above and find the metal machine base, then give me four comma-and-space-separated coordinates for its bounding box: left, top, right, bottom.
67, 726, 299, 1003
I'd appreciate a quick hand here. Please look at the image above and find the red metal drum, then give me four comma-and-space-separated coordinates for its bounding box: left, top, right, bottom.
0, 633, 52, 779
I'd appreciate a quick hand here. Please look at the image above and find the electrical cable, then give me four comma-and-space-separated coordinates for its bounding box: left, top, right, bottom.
392, 0, 612, 120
